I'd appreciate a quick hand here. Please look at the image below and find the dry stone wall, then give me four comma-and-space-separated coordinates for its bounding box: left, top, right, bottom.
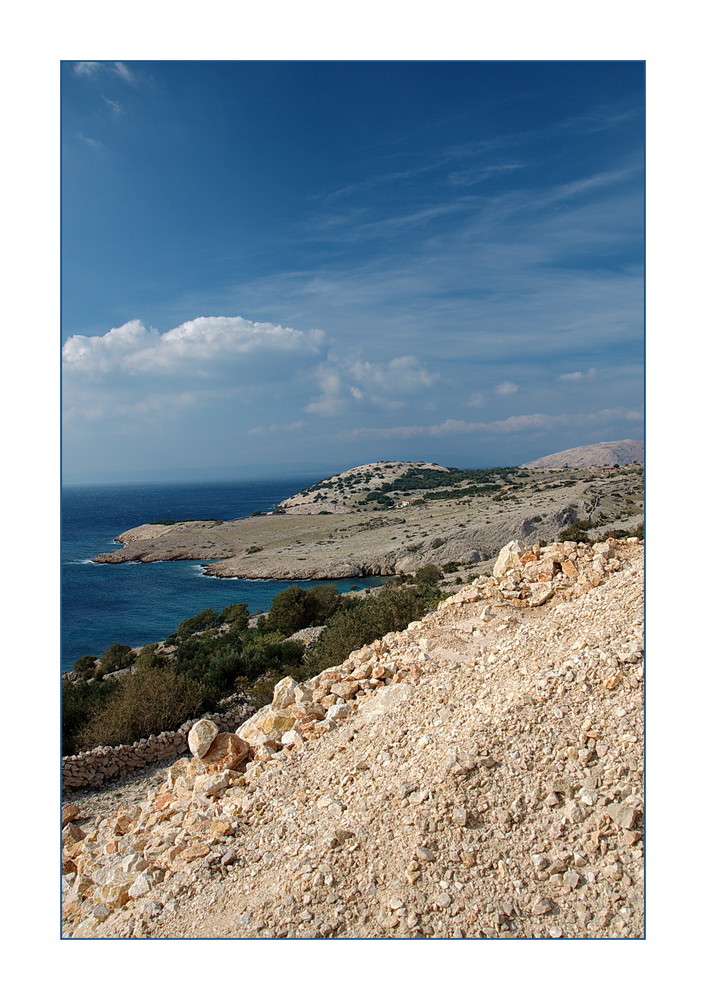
62, 701, 251, 791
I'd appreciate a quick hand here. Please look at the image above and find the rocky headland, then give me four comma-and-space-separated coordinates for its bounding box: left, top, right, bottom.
93, 459, 644, 580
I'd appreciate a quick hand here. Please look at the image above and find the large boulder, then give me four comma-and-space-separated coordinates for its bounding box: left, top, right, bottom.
493, 540, 525, 578
188, 719, 220, 758
200, 732, 250, 771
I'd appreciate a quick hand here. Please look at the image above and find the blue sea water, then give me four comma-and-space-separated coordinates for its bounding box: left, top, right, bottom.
61, 478, 384, 673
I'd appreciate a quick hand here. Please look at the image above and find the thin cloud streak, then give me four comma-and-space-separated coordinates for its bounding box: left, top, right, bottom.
347, 407, 643, 440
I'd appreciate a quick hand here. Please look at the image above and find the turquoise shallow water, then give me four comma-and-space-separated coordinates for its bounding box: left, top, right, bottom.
61, 478, 384, 672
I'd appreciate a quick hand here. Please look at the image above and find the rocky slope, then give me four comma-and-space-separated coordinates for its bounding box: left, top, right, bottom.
63, 536, 644, 939
521, 440, 644, 469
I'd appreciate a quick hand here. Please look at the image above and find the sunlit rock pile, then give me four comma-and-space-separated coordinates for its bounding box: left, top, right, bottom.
62, 537, 644, 939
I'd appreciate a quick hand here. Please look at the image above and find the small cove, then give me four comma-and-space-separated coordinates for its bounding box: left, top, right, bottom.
62, 478, 384, 672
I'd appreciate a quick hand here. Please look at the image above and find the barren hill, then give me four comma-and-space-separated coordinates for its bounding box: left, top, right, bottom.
521, 440, 644, 470
64, 536, 644, 940
280, 460, 447, 514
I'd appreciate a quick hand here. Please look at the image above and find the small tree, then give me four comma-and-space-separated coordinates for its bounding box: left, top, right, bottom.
264, 586, 317, 635
99, 643, 136, 674
72, 654, 98, 679
308, 584, 342, 624
175, 608, 220, 639
78, 665, 210, 749
221, 603, 249, 631
414, 564, 442, 586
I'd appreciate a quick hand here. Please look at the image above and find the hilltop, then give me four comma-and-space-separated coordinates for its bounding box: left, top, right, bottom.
63, 536, 644, 939
94, 457, 644, 580
521, 440, 644, 470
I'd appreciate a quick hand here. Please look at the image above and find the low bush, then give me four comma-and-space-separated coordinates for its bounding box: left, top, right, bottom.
77, 664, 211, 750
173, 607, 220, 640
414, 564, 442, 586
558, 519, 593, 543
62, 675, 120, 755
100, 643, 136, 674
305, 585, 436, 674
72, 654, 98, 679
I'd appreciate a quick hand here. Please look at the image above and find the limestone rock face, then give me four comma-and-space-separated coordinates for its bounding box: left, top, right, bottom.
188, 719, 220, 758
200, 732, 250, 771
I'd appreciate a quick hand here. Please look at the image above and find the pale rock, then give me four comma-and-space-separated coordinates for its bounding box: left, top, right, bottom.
271, 677, 299, 711
260, 711, 298, 735
330, 680, 360, 700
188, 719, 220, 758
62, 823, 87, 847
606, 802, 640, 830
357, 683, 413, 720
236, 705, 271, 742
493, 540, 525, 578
128, 874, 152, 899
193, 772, 233, 797
527, 582, 554, 607
62, 803, 81, 828
326, 704, 351, 723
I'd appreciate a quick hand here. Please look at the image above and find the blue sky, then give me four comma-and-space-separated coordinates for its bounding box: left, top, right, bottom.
61, 60, 644, 484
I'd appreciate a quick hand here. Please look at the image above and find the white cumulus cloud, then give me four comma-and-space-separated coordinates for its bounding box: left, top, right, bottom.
495, 381, 519, 395
62, 316, 327, 380
305, 355, 440, 417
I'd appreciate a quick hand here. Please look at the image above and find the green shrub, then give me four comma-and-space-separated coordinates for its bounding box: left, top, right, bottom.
100, 643, 136, 673
220, 603, 249, 631
262, 586, 317, 635
558, 519, 592, 543
77, 664, 211, 749
62, 675, 119, 755
72, 654, 98, 679
305, 585, 434, 674
132, 645, 167, 672
414, 564, 442, 586
174, 607, 220, 639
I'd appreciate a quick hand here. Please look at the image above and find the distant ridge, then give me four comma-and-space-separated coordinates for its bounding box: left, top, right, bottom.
522, 439, 644, 469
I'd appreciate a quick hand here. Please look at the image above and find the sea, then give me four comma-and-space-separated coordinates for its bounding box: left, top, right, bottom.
61, 478, 384, 673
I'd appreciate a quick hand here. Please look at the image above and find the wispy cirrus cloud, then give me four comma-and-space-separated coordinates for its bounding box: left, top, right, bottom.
347, 406, 643, 440
74, 61, 136, 85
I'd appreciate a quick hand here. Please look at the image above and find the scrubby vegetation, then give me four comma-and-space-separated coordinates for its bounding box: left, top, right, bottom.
62, 578, 443, 755
303, 584, 438, 675
558, 519, 593, 543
